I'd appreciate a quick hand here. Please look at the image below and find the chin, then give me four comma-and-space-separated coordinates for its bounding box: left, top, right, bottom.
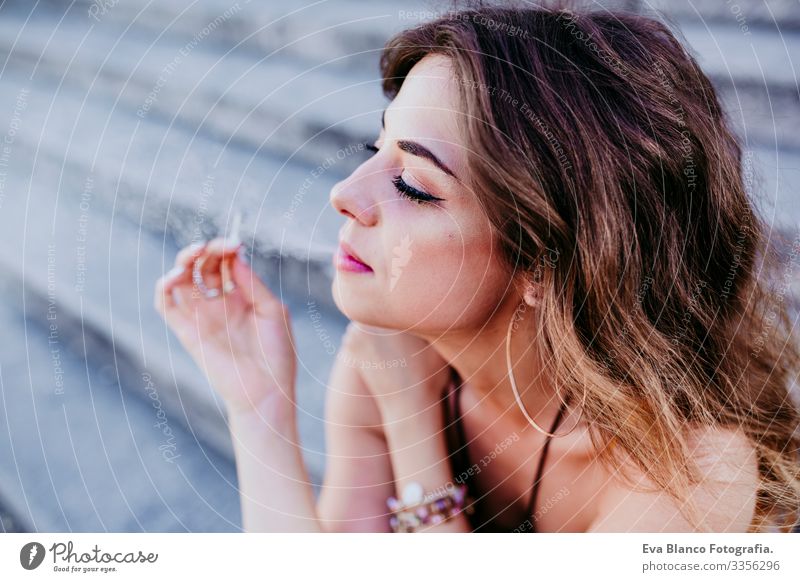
331, 278, 380, 324
330, 283, 408, 329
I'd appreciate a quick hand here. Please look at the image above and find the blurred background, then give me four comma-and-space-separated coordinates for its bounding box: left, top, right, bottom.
0, 0, 798, 532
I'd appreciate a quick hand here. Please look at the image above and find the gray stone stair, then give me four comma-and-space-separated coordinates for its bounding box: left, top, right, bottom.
0, 272, 243, 532
0, 8, 385, 178
31, 0, 428, 74
665, 19, 800, 152
648, 0, 800, 30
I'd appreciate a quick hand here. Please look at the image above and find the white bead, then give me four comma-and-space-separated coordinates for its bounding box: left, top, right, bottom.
401, 482, 424, 506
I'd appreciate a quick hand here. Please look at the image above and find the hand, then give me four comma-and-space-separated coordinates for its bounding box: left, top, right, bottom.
339, 322, 453, 414
154, 238, 297, 416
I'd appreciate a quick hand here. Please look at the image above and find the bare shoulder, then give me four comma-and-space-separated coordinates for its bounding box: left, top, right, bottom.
588, 425, 759, 532
685, 425, 759, 480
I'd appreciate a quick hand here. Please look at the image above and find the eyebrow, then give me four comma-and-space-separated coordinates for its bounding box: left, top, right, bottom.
381, 108, 458, 180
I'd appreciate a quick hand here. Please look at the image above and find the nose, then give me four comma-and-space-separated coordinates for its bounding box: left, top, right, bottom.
330, 172, 379, 227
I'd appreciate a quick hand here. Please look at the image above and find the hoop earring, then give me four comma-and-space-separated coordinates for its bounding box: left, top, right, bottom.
505, 301, 586, 438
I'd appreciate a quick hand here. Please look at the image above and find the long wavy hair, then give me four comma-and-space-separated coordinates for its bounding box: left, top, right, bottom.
379, 1, 800, 531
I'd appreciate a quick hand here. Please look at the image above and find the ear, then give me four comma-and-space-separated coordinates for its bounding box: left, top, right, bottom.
522, 271, 540, 307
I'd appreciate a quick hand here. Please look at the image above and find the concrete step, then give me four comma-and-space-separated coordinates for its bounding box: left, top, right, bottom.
672, 21, 800, 151
649, 0, 800, 30
677, 21, 800, 88
0, 274, 242, 532
0, 5, 386, 179
0, 488, 32, 532
2, 2, 795, 154
14, 0, 425, 74
747, 146, 800, 230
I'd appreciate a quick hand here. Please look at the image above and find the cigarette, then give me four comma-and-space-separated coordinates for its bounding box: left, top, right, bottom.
227, 210, 242, 246
221, 209, 243, 296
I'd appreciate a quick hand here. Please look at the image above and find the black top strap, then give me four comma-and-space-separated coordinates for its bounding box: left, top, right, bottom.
442, 367, 571, 532
524, 395, 570, 524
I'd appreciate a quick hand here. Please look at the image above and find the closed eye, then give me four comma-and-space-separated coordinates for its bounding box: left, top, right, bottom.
362, 142, 445, 206
391, 174, 444, 205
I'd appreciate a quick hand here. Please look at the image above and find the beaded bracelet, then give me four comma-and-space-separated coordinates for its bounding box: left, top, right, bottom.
386, 482, 473, 532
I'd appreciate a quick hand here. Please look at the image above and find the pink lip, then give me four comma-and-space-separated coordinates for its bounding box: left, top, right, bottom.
335, 240, 373, 273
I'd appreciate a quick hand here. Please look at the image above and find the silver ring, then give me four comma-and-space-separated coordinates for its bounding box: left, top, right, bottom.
192, 254, 223, 299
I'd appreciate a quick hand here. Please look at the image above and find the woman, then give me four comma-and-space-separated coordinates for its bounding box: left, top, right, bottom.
154, 3, 800, 532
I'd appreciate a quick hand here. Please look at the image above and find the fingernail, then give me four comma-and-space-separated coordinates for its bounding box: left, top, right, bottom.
166, 266, 185, 279
223, 281, 236, 294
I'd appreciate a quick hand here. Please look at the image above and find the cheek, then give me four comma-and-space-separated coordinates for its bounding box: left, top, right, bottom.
385, 212, 510, 329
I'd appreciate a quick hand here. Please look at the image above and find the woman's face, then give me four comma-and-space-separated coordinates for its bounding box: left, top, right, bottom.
330, 54, 515, 333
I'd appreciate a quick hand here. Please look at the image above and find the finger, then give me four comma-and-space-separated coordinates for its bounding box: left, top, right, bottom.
154, 274, 192, 330
173, 283, 203, 316
156, 259, 198, 312
230, 254, 282, 316
175, 241, 208, 268
205, 236, 243, 257
160, 264, 192, 300
221, 253, 235, 295
195, 237, 241, 292
192, 252, 223, 296
154, 274, 178, 314
167, 242, 213, 300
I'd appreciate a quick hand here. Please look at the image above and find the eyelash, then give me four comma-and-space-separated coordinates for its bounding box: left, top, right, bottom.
362, 143, 445, 206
